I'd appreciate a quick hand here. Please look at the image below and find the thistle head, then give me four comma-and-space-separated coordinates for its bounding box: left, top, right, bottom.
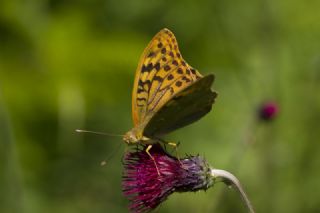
122, 144, 214, 212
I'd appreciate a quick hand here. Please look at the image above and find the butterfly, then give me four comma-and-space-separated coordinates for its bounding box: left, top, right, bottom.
123, 28, 217, 155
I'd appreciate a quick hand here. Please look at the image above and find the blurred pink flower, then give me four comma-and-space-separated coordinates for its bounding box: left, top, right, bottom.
259, 101, 279, 121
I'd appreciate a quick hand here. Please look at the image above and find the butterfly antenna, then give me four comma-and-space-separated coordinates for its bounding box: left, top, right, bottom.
100, 142, 124, 166
75, 129, 123, 137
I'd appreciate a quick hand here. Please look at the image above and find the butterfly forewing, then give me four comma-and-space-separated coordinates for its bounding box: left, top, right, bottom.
132, 28, 203, 127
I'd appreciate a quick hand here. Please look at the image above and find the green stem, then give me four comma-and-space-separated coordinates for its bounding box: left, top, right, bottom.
211, 168, 255, 213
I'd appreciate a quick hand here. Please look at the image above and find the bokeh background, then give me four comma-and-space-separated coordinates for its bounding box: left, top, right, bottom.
1, 0, 320, 212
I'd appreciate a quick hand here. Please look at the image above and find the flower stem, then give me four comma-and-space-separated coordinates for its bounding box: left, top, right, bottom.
211, 169, 255, 213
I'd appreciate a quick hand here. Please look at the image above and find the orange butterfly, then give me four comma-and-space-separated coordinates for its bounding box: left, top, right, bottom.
123, 28, 217, 156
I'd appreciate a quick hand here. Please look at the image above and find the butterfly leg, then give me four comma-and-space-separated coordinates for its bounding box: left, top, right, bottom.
160, 140, 185, 168
167, 141, 180, 159
145, 145, 161, 176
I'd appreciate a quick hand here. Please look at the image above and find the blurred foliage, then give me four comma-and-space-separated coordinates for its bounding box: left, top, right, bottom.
1, 0, 320, 212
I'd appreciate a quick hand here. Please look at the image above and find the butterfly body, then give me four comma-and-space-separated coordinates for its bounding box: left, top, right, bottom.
123, 28, 217, 147
123, 125, 152, 145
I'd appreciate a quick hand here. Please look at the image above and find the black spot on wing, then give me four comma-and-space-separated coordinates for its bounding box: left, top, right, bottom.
177, 68, 183, 74
148, 52, 155, 58
153, 75, 163, 82
141, 63, 154, 73
175, 81, 182, 87
154, 62, 160, 71
164, 65, 171, 71
137, 88, 145, 93
138, 79, 151, 90
172, 60, 178, 66
137, 97, 147, 101
182, 76, 191, 83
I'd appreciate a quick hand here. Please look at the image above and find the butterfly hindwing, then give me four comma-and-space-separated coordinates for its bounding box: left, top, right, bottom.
132, 28, 203, 128
143, 74, 217, 137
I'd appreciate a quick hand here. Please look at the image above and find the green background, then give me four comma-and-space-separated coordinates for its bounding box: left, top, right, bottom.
1, 0, 320, 212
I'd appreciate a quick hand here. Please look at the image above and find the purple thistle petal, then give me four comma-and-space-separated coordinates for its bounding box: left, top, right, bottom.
122, 145, 213, 213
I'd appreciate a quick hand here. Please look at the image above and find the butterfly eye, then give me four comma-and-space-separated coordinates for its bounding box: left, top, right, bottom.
130, 135, 138, 143
123, 132, 138, 144
123, 132, 132, 144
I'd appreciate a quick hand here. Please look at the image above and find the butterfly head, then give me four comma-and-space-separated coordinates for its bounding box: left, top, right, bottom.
123, 129, 140, 145
123, 129, 151, 145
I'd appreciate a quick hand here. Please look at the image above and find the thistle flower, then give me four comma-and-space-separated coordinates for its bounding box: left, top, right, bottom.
122, 145, 255, 213
258, 101, 279, 121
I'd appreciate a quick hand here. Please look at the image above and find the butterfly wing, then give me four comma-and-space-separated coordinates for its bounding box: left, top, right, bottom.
132, 28, 204, 128
143, 74, 217, 137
